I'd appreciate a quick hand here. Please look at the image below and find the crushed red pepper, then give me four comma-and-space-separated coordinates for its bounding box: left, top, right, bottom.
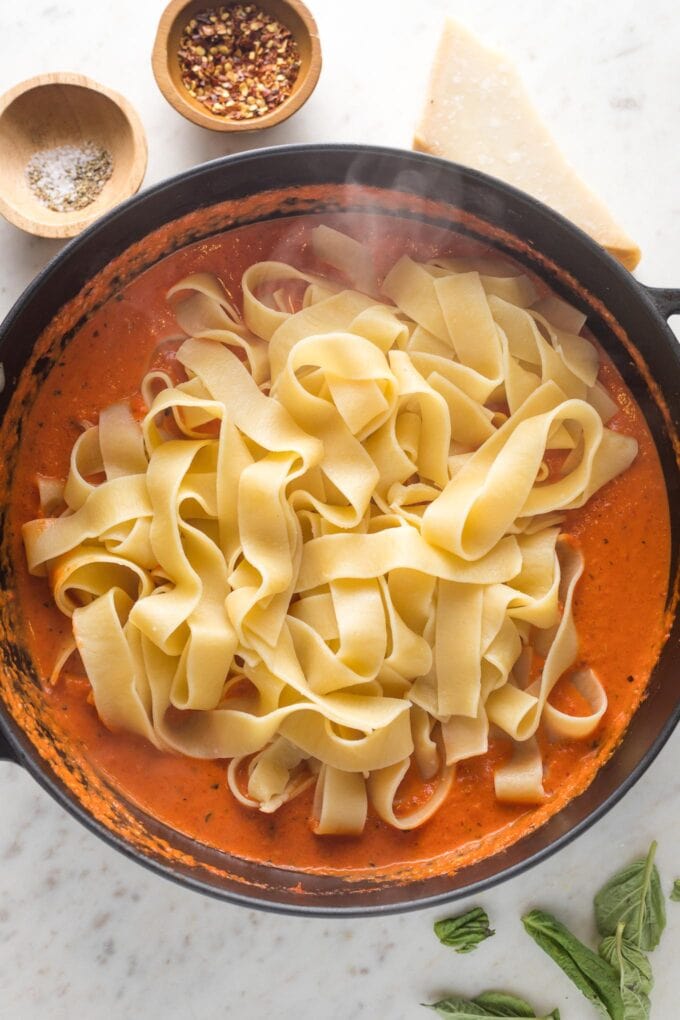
178, 4, 301, 120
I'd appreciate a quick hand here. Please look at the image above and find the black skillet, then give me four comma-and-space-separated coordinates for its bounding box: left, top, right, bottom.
0, 145, 678, 916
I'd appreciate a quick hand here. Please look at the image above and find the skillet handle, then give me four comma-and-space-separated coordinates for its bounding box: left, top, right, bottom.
0, 725, 19, 764
642, 285, 680, 319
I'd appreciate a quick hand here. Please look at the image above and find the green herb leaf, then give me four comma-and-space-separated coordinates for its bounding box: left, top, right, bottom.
620, 983, 651, 1020
599, 923, 653, 996
424, 991, 560, 1018
434, 907, 495, 953
522, 909, 623, 1020
599, 921, 652, 1020
475, 992, 560, 1018
594, 841, 666, 951
670, 879, 680, 903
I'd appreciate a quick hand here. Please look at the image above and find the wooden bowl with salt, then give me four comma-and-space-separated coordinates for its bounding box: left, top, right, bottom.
152, 0, 322, 132
0, 72, 148, 239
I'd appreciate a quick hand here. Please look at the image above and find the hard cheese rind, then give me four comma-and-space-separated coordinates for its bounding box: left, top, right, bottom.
414, 19, 641, 271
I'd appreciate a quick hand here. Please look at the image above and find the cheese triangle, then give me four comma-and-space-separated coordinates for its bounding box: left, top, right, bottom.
414, 19, 640, 270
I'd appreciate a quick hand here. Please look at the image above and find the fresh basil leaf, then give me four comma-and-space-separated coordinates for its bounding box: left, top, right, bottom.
424, 991, 559, 1018
434, 907, 495, 953
425, 999, 490, 1019
474, 991, 560, 1018
522, 909, 623, 1020
620, 983, 651, 1020
599, 924, 653, 997
670, 879, 680, 903
599, 921, 652, 1020
594, 841, 666, 951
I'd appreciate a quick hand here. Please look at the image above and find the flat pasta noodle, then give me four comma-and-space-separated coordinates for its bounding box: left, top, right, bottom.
23, 225, 637, 833
227, 736, 317, 814
494, 736, 546, 804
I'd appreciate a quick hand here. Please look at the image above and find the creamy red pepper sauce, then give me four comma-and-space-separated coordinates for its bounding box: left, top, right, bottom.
9, 215, 671, 874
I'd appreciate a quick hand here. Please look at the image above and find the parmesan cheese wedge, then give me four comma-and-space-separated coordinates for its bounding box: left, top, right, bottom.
414, 19, 641, 271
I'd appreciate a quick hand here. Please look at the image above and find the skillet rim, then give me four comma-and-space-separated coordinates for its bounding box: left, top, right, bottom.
0, 142, 678, 916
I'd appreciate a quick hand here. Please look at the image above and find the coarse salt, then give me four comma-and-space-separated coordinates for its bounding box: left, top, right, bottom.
25, 142, 113, 213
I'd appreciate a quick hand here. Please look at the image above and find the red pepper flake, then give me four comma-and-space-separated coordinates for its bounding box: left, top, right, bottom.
177, 4, 302, 121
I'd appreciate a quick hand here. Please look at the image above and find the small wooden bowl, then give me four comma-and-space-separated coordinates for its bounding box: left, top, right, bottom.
152, 0, 322, 132
0, 73, 148, 239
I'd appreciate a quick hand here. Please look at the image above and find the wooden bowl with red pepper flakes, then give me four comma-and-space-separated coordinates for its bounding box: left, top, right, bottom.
152, 0, 321, 132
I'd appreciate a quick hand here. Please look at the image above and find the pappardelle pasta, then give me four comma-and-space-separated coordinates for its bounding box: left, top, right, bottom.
22, 226, 637, 836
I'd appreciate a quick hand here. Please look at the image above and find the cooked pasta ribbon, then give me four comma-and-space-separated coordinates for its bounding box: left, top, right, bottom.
23, 226, 634, 834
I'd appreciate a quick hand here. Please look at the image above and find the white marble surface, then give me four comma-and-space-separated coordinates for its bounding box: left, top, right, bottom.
1, 1, 679, 1017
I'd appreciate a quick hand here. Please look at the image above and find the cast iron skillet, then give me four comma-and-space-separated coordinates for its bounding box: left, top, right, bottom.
0, 145, 678, 916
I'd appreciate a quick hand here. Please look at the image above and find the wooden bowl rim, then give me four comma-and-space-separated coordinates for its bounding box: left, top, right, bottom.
151, 0, 322, 133
0, 71, 148, 239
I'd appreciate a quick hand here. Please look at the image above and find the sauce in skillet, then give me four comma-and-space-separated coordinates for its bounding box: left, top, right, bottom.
8, 214, 671, 874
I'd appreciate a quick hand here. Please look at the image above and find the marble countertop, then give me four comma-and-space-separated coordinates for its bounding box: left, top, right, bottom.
1, 2, 679, 1017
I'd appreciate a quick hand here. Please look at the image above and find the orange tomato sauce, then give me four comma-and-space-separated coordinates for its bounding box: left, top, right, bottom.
8, 214, 671, 874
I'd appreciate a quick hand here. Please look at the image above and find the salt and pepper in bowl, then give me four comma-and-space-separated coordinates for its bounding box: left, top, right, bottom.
0, 72, 147, 239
